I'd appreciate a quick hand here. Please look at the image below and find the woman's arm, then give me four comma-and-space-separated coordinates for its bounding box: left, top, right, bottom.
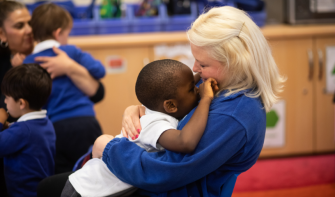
34, 47, 101, 97
158, 78, 218, 153
89, 81, 105, 104
102, 115, 247, 192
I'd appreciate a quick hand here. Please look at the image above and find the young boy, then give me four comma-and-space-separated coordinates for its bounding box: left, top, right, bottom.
0, 64, 55, 197
23, 3, 106, 173
61, 59, 218, 197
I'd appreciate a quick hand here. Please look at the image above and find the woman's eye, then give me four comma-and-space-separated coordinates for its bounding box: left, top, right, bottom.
200, 64, 205, 68
14, 23, 24, 29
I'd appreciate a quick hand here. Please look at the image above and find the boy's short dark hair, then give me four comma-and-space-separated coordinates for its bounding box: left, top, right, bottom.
31, 3, 73, 42
135, 59, 185, 111
1, 64, 52, 111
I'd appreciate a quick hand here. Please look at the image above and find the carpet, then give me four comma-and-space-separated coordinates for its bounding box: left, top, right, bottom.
234, 154, 335, 192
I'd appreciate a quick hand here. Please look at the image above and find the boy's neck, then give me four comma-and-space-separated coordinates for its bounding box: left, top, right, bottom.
36, 39, 58, 44
19, 108, 41, 117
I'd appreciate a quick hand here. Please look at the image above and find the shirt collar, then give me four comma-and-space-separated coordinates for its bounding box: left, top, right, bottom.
33, 40, 60, 54
17, 110, 47, 122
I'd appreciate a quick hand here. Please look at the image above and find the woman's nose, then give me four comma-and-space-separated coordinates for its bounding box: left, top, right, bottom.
25, 23, 32, 34
193, 63, 200, 73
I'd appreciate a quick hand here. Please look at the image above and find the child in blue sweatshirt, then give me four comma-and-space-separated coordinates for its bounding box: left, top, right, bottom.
23, 3, 106, 174
0, 64, 55, 197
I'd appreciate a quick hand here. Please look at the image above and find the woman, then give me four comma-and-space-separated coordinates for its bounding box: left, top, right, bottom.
0, 1, 104, 194
96, 6, 285, 197
39, 6, 285, 197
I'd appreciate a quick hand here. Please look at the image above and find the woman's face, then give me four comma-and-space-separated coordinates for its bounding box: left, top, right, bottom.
0, 8, 33, 55
191, 43, 226, 88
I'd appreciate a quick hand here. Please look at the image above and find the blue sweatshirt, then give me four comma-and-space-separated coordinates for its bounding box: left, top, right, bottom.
23, 45, 106, 123
102, 90, 266, 197
0, 118, 56, 197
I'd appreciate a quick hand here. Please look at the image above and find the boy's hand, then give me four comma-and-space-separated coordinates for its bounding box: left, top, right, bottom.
0, 108, 9, 125
199, 78, 219, 101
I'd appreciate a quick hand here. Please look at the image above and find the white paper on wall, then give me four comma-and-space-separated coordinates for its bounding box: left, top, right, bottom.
326, 46, 335, 93
154, 44, 195, 71
263, 100, 286, 148
105, 55, 127, 74
310, 0, 335, 13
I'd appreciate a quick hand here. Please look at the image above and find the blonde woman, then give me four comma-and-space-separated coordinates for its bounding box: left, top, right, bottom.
38, 6, 285, 197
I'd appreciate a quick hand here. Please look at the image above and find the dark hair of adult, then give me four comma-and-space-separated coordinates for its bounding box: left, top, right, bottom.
0, 1, 25, 28
31, 3, 73, 42
135, 59, 184, 111
1, 64, 52, 111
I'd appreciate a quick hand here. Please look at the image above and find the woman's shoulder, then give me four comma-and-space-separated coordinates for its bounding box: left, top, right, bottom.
210, 90, 264, 114
209, 90, 266, 132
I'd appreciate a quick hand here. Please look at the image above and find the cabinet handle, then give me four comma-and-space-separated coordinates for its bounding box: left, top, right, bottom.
307, 50, 314, 81
317, 49, 323, 80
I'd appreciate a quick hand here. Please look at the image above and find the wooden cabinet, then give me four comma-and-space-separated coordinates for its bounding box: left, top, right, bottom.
260, 38, 315, 157
259, 26, 335, 157
314, 36, 335, 152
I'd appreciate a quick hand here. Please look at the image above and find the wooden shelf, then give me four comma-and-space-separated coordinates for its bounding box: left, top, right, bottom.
69, 24, 335, 48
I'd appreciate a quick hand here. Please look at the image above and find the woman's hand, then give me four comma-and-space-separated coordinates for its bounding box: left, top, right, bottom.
199, 78, 219, 101
121, 105, 146, 139
11, 53, 26, 67
92, 134, 115, 158
34, 47, 75, 79
35, 47, 99, 97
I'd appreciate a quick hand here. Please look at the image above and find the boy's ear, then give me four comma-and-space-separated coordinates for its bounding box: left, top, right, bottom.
163, 99, 178, 114
52, 28, 62, 41
18, 99, 28, 110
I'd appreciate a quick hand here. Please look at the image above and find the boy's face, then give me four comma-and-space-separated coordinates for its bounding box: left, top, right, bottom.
57, 26, 72, 45
174, 66, 200, 120
4, 96, 22, 118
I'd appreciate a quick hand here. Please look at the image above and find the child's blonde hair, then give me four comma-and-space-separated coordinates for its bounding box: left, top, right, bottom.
187, 6, 286, 112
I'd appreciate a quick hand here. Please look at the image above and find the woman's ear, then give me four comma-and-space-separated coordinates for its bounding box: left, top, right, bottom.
0, 27, 7, 42
52, 28, 62, 41
163, 100, 178, 114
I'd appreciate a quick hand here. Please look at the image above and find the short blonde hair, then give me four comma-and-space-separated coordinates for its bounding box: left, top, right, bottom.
187, 6, 285, 112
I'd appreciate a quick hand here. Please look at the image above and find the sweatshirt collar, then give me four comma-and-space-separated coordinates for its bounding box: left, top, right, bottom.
33, 40, 60, 54
17, 110, 47, 122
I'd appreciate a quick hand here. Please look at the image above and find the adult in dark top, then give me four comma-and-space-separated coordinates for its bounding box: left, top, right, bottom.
0, 1, 104, 195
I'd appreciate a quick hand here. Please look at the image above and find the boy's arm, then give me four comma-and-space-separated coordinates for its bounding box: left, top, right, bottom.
158, 78, 218, 153
0, 122, 29, 157
75, 46, 106, 79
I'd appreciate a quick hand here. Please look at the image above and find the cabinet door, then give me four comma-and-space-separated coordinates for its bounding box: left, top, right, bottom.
260, 38, 314, 157
83, 46, 151, 136
314, 36, 335, 152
